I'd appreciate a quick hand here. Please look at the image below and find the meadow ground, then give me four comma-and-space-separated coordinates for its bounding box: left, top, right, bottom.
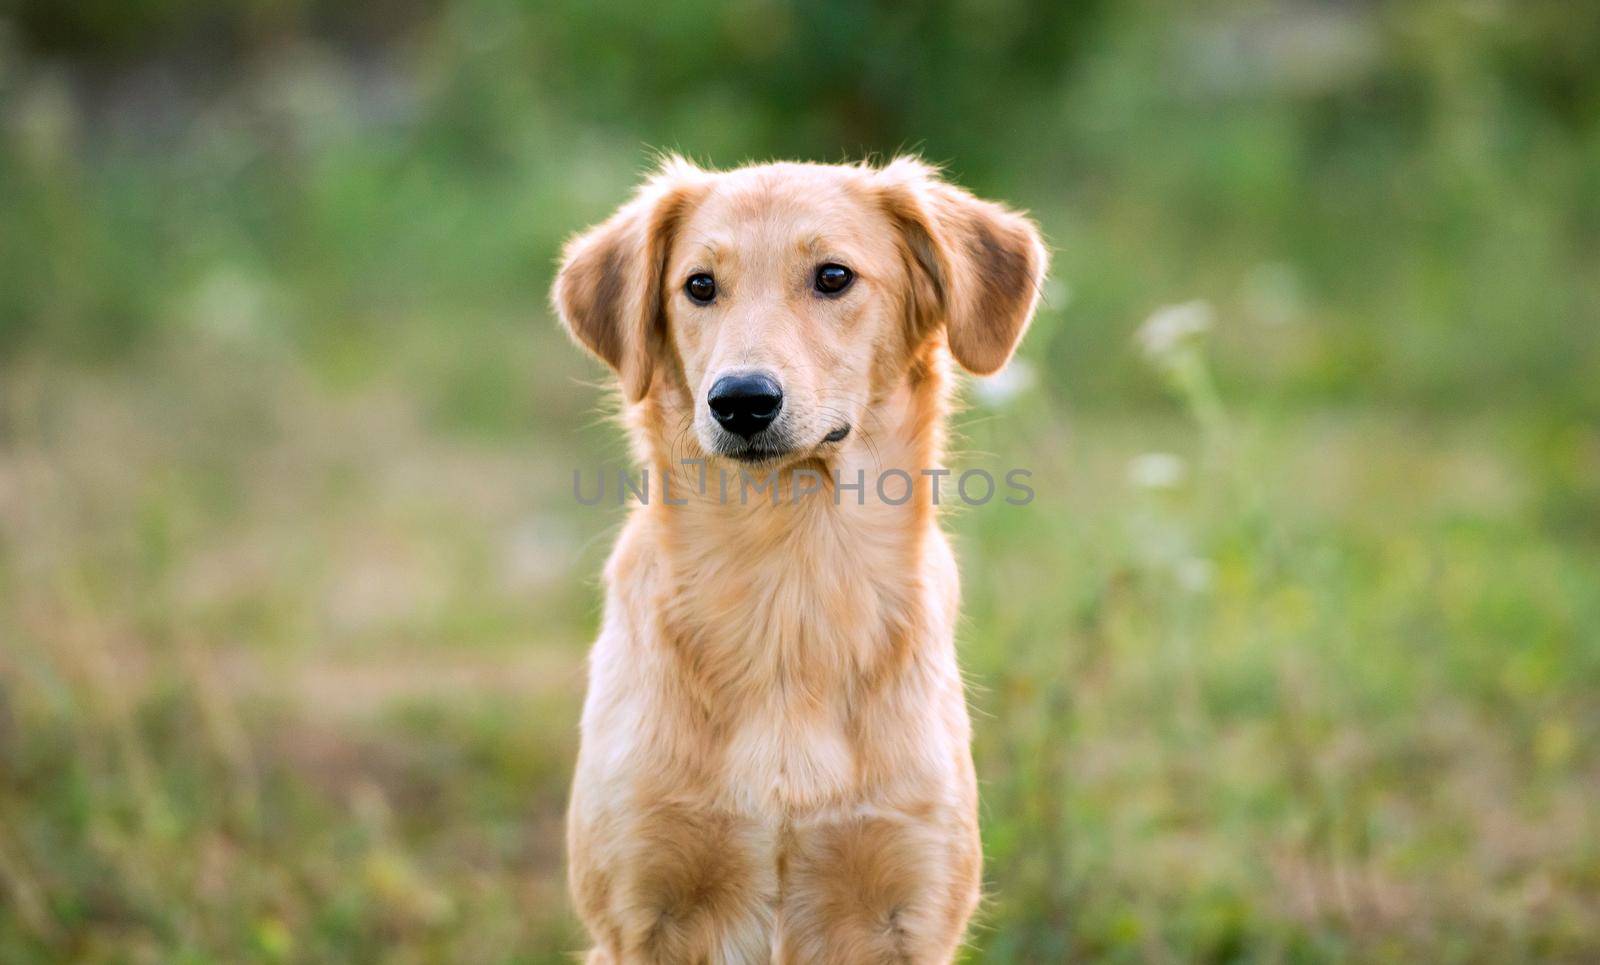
2, 337, 1595, 963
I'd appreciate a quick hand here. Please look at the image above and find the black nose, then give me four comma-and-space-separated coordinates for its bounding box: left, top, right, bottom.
708, 373, 783, 439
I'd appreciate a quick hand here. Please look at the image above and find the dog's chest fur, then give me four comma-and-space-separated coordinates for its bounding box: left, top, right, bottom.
652, 485, 939, 812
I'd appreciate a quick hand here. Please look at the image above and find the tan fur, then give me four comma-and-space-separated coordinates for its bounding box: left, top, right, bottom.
554, 157, 1047, 963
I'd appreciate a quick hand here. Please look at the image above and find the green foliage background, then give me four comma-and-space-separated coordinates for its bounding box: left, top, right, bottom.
1, 1, 1597, 961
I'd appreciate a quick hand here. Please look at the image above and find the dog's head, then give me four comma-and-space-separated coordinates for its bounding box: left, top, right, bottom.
553, 157, 1047, 465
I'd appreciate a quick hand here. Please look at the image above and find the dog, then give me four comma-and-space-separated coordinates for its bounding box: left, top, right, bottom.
552, 156, 1046, 963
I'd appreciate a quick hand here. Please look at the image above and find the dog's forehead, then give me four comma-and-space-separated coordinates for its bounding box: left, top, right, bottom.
680, 164, 887, 254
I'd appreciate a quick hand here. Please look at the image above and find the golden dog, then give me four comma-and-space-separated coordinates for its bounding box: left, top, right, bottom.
553, 156, 1046, 963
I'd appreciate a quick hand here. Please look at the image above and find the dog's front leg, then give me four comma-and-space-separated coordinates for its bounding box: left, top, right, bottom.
576, 802, 779, 964
777, 808, 981, 964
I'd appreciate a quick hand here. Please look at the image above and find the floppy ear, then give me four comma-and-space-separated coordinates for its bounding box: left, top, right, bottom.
878, 158, 1049, 375
551, 158, 705, 402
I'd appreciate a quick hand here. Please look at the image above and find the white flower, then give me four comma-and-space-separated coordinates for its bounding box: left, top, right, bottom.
1127, 452, 1188, 492
1041, 278, 1073, 313
186, 265, 274, 342
971, 357, 1036, 407
1137, 300, 1214, 361
1177, 557, 1215, 594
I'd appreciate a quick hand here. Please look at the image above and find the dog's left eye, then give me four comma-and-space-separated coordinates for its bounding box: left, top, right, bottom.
685, 273, 717, 304
814, 264, 854, 295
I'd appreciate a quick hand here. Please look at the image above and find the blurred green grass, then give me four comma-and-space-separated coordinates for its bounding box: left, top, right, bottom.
2, 1, 1598, 961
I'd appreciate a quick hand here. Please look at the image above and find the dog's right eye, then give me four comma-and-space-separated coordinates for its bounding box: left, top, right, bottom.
685, 273, 716, 304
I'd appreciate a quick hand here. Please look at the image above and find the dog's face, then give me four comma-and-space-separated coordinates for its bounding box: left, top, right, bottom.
663, 166, 914, 462
553, 158, 1046, 465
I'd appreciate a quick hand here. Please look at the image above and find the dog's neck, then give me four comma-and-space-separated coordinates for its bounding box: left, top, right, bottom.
630, 352, 952, 703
